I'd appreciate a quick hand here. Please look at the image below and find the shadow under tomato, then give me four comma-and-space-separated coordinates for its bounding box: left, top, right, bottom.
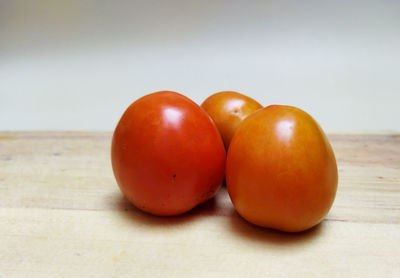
228, 208, 325, 246
108, 191, 219, 227
107, 186, 326, 246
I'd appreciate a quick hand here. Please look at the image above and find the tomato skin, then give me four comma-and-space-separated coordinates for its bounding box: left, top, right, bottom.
201, 91, 262, 150
226, 105, 338, 232
111, 91, 226, 216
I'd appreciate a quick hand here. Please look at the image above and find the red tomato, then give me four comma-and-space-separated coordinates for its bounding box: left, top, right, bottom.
226, 105, 338, 232
112, 91, 226, 216
201, 91, 262, 150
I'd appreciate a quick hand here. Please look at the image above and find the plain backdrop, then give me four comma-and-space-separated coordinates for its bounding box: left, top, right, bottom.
1, 0, 399, 132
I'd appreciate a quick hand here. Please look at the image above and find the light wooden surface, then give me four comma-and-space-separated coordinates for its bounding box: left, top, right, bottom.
1, 131, 399, 277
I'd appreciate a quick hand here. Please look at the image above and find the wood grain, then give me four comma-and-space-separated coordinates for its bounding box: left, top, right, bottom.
0, 131, 399, 277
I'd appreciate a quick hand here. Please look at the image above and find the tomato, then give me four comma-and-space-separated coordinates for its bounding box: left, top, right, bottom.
226, 105, 338, 232
201, 91, 262, 150
111, 91, 226, 216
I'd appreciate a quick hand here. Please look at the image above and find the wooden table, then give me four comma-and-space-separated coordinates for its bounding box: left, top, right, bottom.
1, 132, 399, 277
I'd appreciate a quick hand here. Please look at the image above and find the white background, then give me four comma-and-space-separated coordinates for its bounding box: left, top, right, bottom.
1, 0, 399, 132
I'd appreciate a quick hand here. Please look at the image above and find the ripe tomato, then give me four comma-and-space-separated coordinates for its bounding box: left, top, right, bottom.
201, 91, 262, 150
226, 105, 338, 232
111, 91, 226, 216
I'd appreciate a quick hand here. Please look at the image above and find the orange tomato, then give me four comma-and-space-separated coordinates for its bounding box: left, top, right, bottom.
201, 91, 262, 150
111, 91, 226, 216
226, 105, 338, 232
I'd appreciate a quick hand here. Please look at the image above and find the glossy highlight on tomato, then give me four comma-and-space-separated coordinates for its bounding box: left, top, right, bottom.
226, 105, 338, 232
111, 91, 226, 216
201, 91, 262, 150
